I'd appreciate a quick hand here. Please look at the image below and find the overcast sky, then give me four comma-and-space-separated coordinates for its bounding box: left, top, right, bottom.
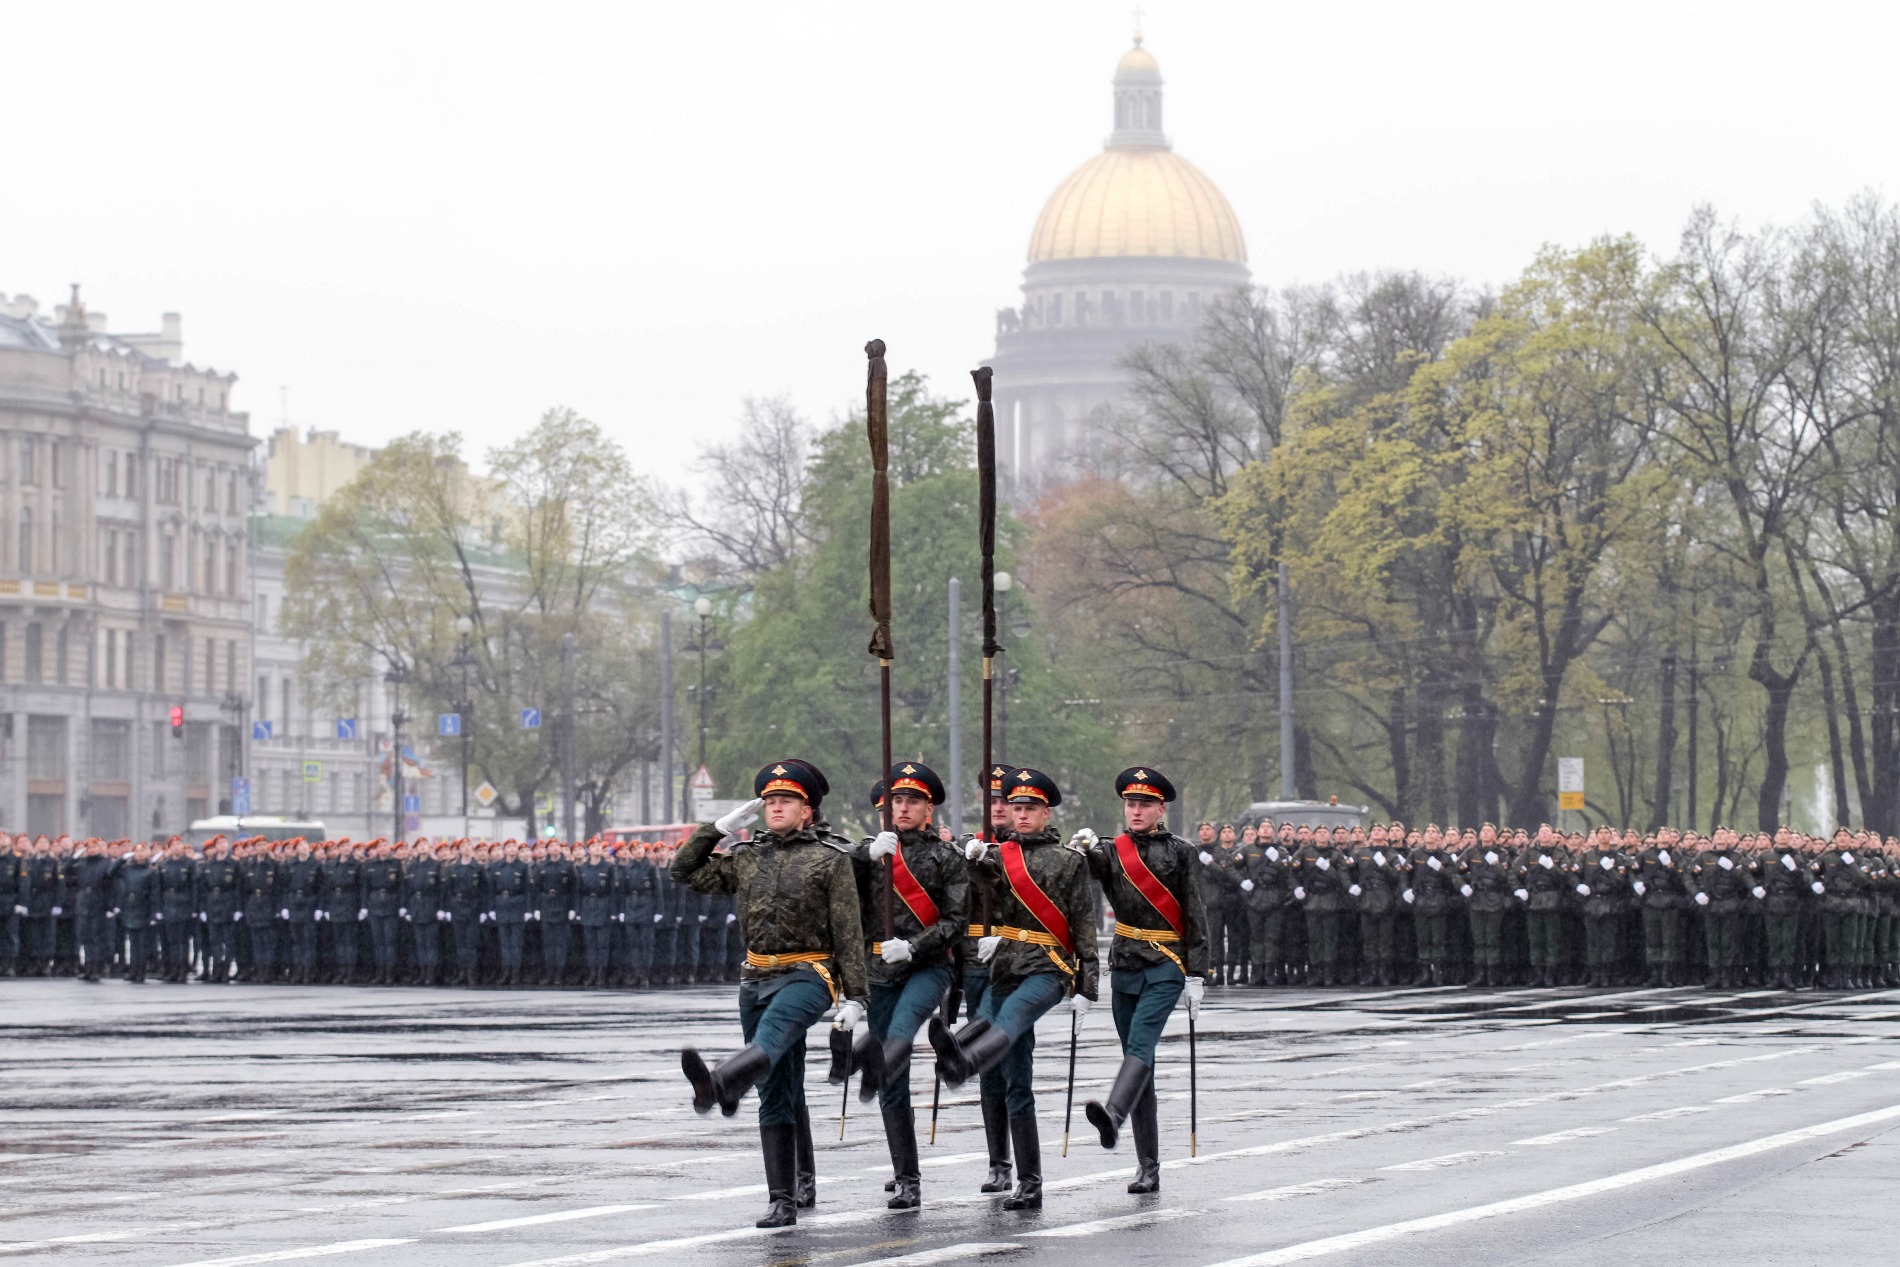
8, 1, 1897, 487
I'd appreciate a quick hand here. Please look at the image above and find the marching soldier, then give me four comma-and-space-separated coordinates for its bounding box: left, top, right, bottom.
1195, 822, 1228, 982
675, 760, 868, 1230
1511, 826, 1572, 988
1759, 831, 1810, 990
535, 840, 577, 986
1576, 827, 1633, 988
1349, 825, 1404, 987
575, 838, 618, 987
964, 769, 1016, 1194
1458, 826, 1512, 987
1692, 828, 1754, 988
1077, 766, 1206, 1194
1207, 824, 1248, 985
1407, 827, 1460, 986
489, 839, 532, 987
444, 840, 486, 986
1292, 826, 1350, 986
406, 840, 446, 985
844, 762, 968, 1210
198, 838, 241, 984
931, 766, 1098, 1212
1634, 830, 1687, 986
156, 839, 197, 983
283, 839, 324, 984
1245, 822, 1297, 985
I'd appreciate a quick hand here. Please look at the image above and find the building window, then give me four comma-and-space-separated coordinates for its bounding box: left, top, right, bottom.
123, 530, 137, 586
225, 540, 238, 595
124, 451, 137, 498
0, 620, 7, 684
25, 623, 42, 684
104, 451, 117, 497
205, 467, 217, 508
204, 536, 219, 596
1131, 289, 1144, 321
50, 441, 63, 489
1049, 294, 1063, 325
281, 677, 292, 732
205, 638, 215, 695
1075, 291, 1088, 327
20, 436, 37, 486
160, 531, 175, 590
151, 721, 169, 776
17, 508, 30, 573
104, 629, 118, 688
226, 639, 237, 693
91, 719, 130, 780
226, 472, 238, 514
181, 633, 192, 695
1161, 290, 1174, 322
26, 715, 66, 781
54, 624, 68, 686
153, 633, 166, 694
104, 530, 119, 586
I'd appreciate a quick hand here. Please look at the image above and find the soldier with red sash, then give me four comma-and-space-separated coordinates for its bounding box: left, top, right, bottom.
964, 766, 1017, 1194
841, 761, 968, 1210
929, 766, 1098, 1211
1076, 766, 1207, 1192
675, 759, 869, 1229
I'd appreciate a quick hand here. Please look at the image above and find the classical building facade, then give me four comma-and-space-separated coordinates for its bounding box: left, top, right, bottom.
986, 40, 1251, 482
0, 288, 255, 836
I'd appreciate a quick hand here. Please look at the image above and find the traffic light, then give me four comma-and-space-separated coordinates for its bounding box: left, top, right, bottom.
170, 705, 184, 738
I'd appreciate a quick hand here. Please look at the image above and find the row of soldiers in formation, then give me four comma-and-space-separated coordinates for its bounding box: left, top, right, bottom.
0, 833, 750, 987
1190, 819, 1900, 991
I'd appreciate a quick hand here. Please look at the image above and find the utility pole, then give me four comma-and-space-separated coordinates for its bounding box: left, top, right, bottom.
453, 615, 474, 838
1278, 561, 1295, 799
659, 609, 674, 823
561, 631, 576, 842
947, 576, 961, 834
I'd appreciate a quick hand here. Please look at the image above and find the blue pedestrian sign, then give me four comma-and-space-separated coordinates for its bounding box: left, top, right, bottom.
251, 720, 272, 741
438, 713, 461, 737
520, 707, 541, 730
336, 718, 358, 741
402, 794, 421, 814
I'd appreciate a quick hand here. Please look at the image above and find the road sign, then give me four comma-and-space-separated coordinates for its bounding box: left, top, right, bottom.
536, 791, 554, 816
232, 776, 251, 816
689, 765, 716, 795
520, 707, 541, 730
302, 761, 323, 783
336, 718, 358, 741
403, 794, 421, 814
438, 713, 461, 737
474, 781, 499, 809
1557, 757, 1585, 811
404, 813, 421, 833
251, 720, 273, 741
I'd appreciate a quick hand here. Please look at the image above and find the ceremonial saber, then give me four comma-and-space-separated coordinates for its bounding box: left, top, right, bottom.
973, 365, 998, 937
1188, 1013, 1199, 1158
1061, 1010, 1078, 1157
866, 339, 896, 941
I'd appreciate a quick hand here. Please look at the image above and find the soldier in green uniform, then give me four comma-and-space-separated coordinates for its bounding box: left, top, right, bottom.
1244, 822, 1295, 985
1407, 826, 1460, 986
1511, 826, 1572, 988
1575, 827, 1633, 987
1633, 830, 1687, 986
676, 760, 868, 1229
963, 769, 1016, 1194
1078, 766, 1206, 1195
1757, 831, 1810, 989
931, 767, 1098, 1212
843, 762, 967, 1210
1349, 824, 1404, 987
1292, 826, 1350, 986
1459, 825, 1512, 987
1815, 830, 1869, 989
1692, 828, 1754, 988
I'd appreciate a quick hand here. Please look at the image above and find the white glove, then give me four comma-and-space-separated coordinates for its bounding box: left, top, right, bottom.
51, 906, 62, 916
1460, 884, 1473, 897
1658, 849, 1672, 865
11, 905, 24, 916
1426, 856, 1442, 872
697, 914, 708, 923
868, 831, 900, 861
232, 911, 243, 922
436, 910, 448, 922
1842, 851, 1855, 864
1717, 856, 1733, 871
1812, 881, 1826, 894
1782, 854, 1798, 871
977, 934, 1002, 962
358, 908, 368, 920
486, 911, 497, 922
1401, 888, 1415, 903
726, 912, 736, 924
833, 1000, 865, 1030
653, 912, 665, 923
1694, 892, 1711, 906
1316, 856, 1331, 871
398, 907, 408, 918
199, 913, 208, 922
528, 911, 538, 922
1514, 888, 1530, 901
1373, 851, 1385, 866
1069, 993, 1091, 1021
1185, 976, 1205, 1019
616, 913, 626, 923
1265, 847, 1279, 861
108, 909, 121, 919
1240, 879, 1255, 892
279, 908, 289, 920
479, 913, 489, 923
1199, 851, 1214, 865
1600, 856, 1614, 870
1752, 886, 1767, 899
1633, 880, 1646, 895
1538, 855, 1553, 870
156, 912, 166, 922
1576, 884, 1591, 897
965, 841, 990, 863
1293, 886, 1306, 900
1484, 850, 1499, 865
1067, 828, 1098, 852
1348, 884, 1362, 897
715, 798, 763, 835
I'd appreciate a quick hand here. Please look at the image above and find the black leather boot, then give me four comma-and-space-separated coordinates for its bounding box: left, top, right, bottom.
1084, 1054, 1151, 1150
883, 1104, 920, 1209
864, 1038, 909, 1104
1001, 1113, 1042, 1210
794, 1106, 817, 1209
927, 1015, 988, 1088
1126, 1078, 1160, 1194
978, 1093, 1013, 1192
682, 1044, 771, 1116
756, 1123, 798, 1228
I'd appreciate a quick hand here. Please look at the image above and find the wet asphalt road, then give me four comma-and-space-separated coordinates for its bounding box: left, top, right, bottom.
3, 977, 1899, 1266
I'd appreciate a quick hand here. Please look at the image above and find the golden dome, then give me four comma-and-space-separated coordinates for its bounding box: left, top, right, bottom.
1117, 44, 1159, 73
1027, 146, 1246, 264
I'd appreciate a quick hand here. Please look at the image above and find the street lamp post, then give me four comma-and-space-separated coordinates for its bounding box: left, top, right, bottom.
452, 615, 475, 838
385, 659, 408, 842
219, 691, 248, 816
693, 596, 711, 821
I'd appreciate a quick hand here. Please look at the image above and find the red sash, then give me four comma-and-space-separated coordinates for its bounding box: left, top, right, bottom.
999, 841, 1074, 954
890, 842, 941, 928
1114, 834, 1184, 935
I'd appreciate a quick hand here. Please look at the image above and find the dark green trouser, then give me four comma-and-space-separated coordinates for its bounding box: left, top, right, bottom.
1583, 915, 1618, 968
1469, 909, 1504, 966
1854, 911, 1875, 967
1704, 912, 1740, 969
1878, 914, 1898, 963
1359, 912, 1396, 966
1527, 910, 1562, 968
1823, 912, 1854, 971
1765, 914, 1799, 969
1641, 907, 1680, 966
1308, 911, 1341, 966
1249, 908, 1284, 968
1414, 912, 1448, 965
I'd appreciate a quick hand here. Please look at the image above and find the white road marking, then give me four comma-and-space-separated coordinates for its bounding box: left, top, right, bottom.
1621, 1106, 1713, 1122
165, 1240, 416, 1267
496, 1206, 899, 1265
0, 1225, 209, 1255
435, 1204, 657, 1232
1201, 1101, 1900, 1267
669, 1177, 837, 1200
1023, 1208, 1198, 1237
1381, 1150, 1505, 1171
1226, 1179, 1370, 1202
1799, 1071, 1870, 1086
848, 1245, 1022, 1266
1511, 1127, 1616, 1146
1714, 1089, 1795, 1104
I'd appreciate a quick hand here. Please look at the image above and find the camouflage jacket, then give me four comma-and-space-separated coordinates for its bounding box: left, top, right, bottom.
1459, 843, 1514, 913
1693, 848, 1755, 909
1511, 845, 1574, 911
851, 826, 970, 984
674, 821, 868, 1005
972, 828, 1100, 1000
1084, 825, 1209, 979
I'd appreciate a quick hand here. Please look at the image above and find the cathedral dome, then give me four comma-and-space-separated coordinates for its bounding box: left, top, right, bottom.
1027, 147, 1246, 264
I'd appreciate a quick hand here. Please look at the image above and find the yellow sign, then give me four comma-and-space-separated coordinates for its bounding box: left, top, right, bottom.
1558, 791, 1585, 811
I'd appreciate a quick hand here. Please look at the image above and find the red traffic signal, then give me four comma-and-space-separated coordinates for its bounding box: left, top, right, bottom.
170, 705, 185, 738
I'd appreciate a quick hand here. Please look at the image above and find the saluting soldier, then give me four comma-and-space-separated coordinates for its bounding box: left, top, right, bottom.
71, 838, 122, 983
1407, 826, 1460, 986
1758, 831, 1810, 990
114, 842, 157, 983
932, 766, 1098, 1213
840, 762, 967, 1210
1815, 830, 1870, 989
1076, 766, 1206, 1194
675, 760, 867, 1229
0, 836, 19, 977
